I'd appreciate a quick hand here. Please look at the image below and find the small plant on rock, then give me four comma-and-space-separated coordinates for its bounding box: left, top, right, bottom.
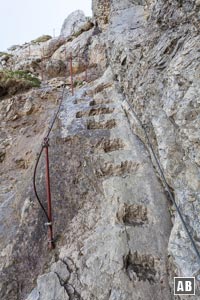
0, 70, 41, 98
31, 35, 52, 44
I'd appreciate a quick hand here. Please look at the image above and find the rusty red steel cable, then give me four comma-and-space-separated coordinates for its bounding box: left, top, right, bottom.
64, 48, 67, 61
33, 51, 91, 249
85, 61, 88, 83
69, 52, 74, 96
43, 137, 54, 249
33, 54, 70, 249
69, 54, 89, 87
41, 49, 44, 82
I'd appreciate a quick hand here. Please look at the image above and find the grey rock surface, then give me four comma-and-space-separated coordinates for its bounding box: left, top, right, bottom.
50, 261, 70, 283
46, 59, 67, 78
26, 288, 39, 300
27, 69, 172, 300
99, 0, 200, 284
92, 0, 110, 29
60, 10, 87, 37
37, 272, 69, 300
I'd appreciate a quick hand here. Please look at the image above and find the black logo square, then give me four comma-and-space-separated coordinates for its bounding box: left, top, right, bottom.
174, 277, 195, 295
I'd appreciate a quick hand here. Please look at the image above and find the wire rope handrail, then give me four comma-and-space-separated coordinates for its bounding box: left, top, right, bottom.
123, 97, 200, 267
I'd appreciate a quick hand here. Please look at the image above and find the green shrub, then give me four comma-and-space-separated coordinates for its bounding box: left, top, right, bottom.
0, 52, 13, 58
73, 80, 84, 87
31, 35, 52, 44
86, 16, 92, 21
73, 29, 83, 38
4, 70, 40, 86
7, 45, 20, 51
0, 70, 41, 97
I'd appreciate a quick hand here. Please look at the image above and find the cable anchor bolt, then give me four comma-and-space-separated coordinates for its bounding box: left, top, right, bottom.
44, 222, 52, 226
42, 137, 49, 148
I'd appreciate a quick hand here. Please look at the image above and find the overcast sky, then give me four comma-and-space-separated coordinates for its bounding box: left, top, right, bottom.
0, 0, 92, 51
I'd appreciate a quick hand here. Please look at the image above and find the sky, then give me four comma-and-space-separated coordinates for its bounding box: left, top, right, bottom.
0, 0, 92, 51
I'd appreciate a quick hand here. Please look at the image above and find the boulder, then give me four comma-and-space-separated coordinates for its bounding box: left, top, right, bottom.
60, 10, 87, 37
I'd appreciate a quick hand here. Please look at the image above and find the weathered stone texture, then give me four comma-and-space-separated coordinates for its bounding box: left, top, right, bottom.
92, 0, 111, 29
104, 0, 200, 286
60, 10, 88, 37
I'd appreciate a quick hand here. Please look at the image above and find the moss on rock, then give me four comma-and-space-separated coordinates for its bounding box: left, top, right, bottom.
0, 52, 13, 59
31, 35, 52, 44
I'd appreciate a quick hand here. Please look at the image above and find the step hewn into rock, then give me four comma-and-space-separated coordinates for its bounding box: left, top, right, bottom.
93, 149, 147, 166
102, 170, 171, 232
117, 203, 148, 226
125, 251, 156, 284
93, 137, 127, 153
87, 118, 117, 130
93, 149, 146, 178
76, 106, 115, 118
89, 98, 114, 106
95, 159, 139, 177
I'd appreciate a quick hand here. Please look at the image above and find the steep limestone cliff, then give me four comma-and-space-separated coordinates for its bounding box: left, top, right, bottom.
103, 0, 200, 279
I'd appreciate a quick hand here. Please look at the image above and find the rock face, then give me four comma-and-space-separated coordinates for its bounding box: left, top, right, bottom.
23, 69, 172, 300
60, 10, 88, 37
0, 83, 68, 300
0, 37, 66, 81
0, 1, 200, 300
92, 0, 110, 29
101, 0, 200, 282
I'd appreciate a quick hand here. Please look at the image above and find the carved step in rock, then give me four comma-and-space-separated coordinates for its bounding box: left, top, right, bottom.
125, 252, 156, 284
86, 83, 113, 96
73, 97, 91, 105
95, 160, 139, 177
124, 204, 148, 226
94, 138, 125, 153
116, 204, 148, 226
87, 119, 117, 130
89, 99, 114, 106
76, 106, 115, 118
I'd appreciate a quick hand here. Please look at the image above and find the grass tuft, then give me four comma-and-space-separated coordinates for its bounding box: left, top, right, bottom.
0, 52, 13, 58
0, 70, 41, 97
31, 35, 52, 44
